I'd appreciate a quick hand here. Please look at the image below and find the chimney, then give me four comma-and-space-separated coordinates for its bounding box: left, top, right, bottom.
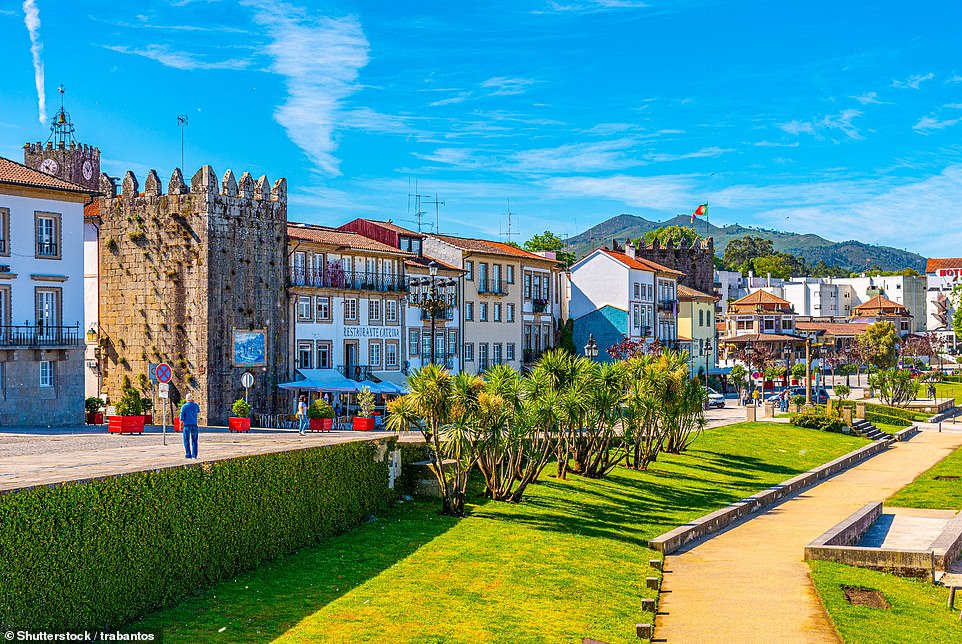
625, 238, 637, 259
611, 238, 621, 252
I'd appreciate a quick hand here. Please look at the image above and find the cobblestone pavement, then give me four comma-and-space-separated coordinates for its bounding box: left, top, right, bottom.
0, 426, 413, 493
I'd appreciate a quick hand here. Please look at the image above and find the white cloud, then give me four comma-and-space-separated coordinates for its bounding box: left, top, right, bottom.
778, 109, 863, 141
512, 139, 640, 174
430, 91, 472, 107
540, 0, 649, 12
851, 91, 887, 105
22, 0, 45, 125
892, 72, 935, 89
102, 44, 250, 70
913, 115, 962, 133
249, 4, 370, 176
752, 141, 800, 148
542, 174, 694, 211
645, 146, 733, 163
480, 77, 537, 96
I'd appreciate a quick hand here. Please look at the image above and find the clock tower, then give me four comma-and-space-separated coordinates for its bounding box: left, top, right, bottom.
23, 86, 100, 192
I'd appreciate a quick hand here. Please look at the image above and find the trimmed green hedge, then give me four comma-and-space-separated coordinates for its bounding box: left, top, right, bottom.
865, 411, 911, 428
0, 439, 396, 631
865, 402, 925, 422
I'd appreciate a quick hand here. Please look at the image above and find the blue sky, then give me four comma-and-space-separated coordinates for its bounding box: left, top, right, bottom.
2, 1, 962, 257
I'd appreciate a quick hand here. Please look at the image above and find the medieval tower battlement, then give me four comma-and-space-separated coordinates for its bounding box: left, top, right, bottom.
96, 165, 289, 424
632, 236, 716, 295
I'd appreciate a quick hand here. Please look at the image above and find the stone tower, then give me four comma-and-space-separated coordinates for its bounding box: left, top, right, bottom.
633, 237, 716, 295
22, 90, 100, 191
96, 165, 289, 424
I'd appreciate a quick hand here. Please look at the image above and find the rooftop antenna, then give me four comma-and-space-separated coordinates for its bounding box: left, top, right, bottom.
424, 192, 445, 233
177, 114, 189, 171
500, 198, 519, 244
47, 85, 76, 147
407, 179, 435, 233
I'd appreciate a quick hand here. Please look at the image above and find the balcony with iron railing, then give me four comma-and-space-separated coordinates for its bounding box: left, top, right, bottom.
0, 323, 82, 348
477, 279, 506, 295
0, 238, 6, 253
657, 298, 677, 312
37, 241, 59, 257
290, 267, 405, 292
337, 364, 374, 381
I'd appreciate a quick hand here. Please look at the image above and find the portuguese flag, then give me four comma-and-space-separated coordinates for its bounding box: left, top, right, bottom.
694, 203, 708, 216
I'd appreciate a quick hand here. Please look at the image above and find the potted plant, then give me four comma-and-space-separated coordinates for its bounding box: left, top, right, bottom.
108, 387, 145, 434
352, 386, 376, 431
141, 396, 153, 425
85, 397, 105, 425
308, 399, 335, 432
229, 399, 252, 432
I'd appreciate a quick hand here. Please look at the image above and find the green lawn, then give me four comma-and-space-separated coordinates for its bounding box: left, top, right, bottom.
809, 561, 962, 644
886, 444, 962, 510
872, 421, 904, 435
936, 382, 962, 406
132, 423, 867, 643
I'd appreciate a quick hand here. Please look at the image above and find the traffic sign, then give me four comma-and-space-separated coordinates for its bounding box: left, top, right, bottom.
752, 371, 763, 380
241, 372, 254, 388
158, 383, 170, 399
156, 363, 173, 384
148, 362, 160, 384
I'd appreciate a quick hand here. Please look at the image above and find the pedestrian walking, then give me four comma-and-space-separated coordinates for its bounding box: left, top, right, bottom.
740, 387, 748, 406
297, 395, 309, 436
179, 393, 201, 459
752, 388, 761, 407
780, 389, 789, 412
929, 382, 937, 401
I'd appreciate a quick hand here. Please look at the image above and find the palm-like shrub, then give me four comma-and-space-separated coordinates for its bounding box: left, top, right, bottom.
307, 400, 335, 419
115, 388, 143, 417
232, 399, 251, 418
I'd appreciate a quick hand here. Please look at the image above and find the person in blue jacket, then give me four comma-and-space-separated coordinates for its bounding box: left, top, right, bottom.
180, 393, 201, 459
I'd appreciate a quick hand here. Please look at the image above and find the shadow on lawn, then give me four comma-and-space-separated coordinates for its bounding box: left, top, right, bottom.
131, 499, 463, 642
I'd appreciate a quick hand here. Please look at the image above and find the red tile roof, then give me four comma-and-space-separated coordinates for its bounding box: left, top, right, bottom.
0, 156, 93, 195
404, 256, 461, 272
721, 333, 803, 344
925, 258, 962, 273
795, 321, 870, 336
357, 219, 424, 237
84, 199, 100, 219
677, 284, 717, 301
729, 290, 793, 313
852, 294, 910, 316
599, 248, 685, 276
431, 234, 556, 262
288, 222, 412, 256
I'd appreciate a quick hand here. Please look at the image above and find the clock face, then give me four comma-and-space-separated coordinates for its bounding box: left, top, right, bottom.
82, 160, 93, 181
40, 158, 59, 175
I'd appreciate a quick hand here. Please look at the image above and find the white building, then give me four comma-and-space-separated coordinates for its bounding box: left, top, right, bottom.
925, 258, 962, 351
0, 156, 91, 426
570, 240, 682, 360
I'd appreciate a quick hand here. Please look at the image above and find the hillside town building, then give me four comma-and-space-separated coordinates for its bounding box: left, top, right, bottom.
926, 257, 962, 352
677, 284, 718, 377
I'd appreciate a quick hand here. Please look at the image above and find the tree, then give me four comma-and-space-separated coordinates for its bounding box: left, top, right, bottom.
723, 236, 775, 271
751, 255, 793, 280
523, 230, 575, 268
729, 364, 747, 389
952, 283, 962, 341
607, 335, 662, 360
639, 225, 701, 248
856, 321, 899, 370
869, 368, 919, 407
834, 384, 851, 400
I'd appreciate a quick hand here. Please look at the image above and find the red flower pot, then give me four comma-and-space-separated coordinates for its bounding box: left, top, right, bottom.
86, 412, 104, 425
229, 417, 251, 432
353, 417, 375, 432
108, 415, 145, 434
310, 418, 333, 432
144, 414, 153, 425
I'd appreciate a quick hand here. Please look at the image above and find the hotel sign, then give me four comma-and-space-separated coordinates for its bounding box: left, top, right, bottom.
937, 268, 962, 279
344, 326, 401, 339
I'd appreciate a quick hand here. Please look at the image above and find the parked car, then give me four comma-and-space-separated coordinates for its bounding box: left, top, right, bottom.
766, 386, 830, 405
704, 387, 726, 408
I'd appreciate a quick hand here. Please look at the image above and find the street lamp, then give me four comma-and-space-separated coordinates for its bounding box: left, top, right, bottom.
703, 338, 713, 386
584, 333, 598, 361
411, 260, 452, 367
782, 343, 792, 390
744, 340, 756, 403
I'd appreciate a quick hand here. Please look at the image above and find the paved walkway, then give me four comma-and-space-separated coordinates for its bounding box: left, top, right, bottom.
655, 427, 962, 643
0, 427, 409, 493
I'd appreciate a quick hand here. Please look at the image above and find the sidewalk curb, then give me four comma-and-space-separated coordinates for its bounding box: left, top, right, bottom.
648, 439, 890, 555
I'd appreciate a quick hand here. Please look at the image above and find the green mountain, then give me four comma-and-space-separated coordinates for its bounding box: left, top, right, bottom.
566, 214, 927, 273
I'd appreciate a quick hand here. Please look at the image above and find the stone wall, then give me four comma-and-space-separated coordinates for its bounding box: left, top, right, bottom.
634, 237, 715, 295
96, 165, 288, 425
0, 349, 84, 426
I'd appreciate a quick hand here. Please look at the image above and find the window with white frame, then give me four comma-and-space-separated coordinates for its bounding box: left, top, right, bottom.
35, 213, 60, 259
507, 303, 515, 323
0, 207, 8, 256
369, 341, 382, 367
506, 265, 515, 283
316, 343, 331, 369
506, 343, 515, 361
634, 282, 640, 299
386, 300, 398, 323
344, 298, 358, 321
494, 303, 502, 322
465, 301, 474, 321
493, 343, 502, 365
0, 286, 8, 339
386, 342, 399, 368
297, 341, 313, 368
369, 298, 381, 322
409, 329, 420, 356
633, 304, 641, 329
464, 343, 474, 361
35, 288, 60, 337
448, 330, 458, 356
421, 331, 432, 357
480, 302, 488, 321
478, 343, 489, 370
524, 273, 531, 299
297, 296, 312, 321
435, 334, 445, 359
40, 360, 54, 387
315, 296, 330, 320
465, 260, 474, 280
